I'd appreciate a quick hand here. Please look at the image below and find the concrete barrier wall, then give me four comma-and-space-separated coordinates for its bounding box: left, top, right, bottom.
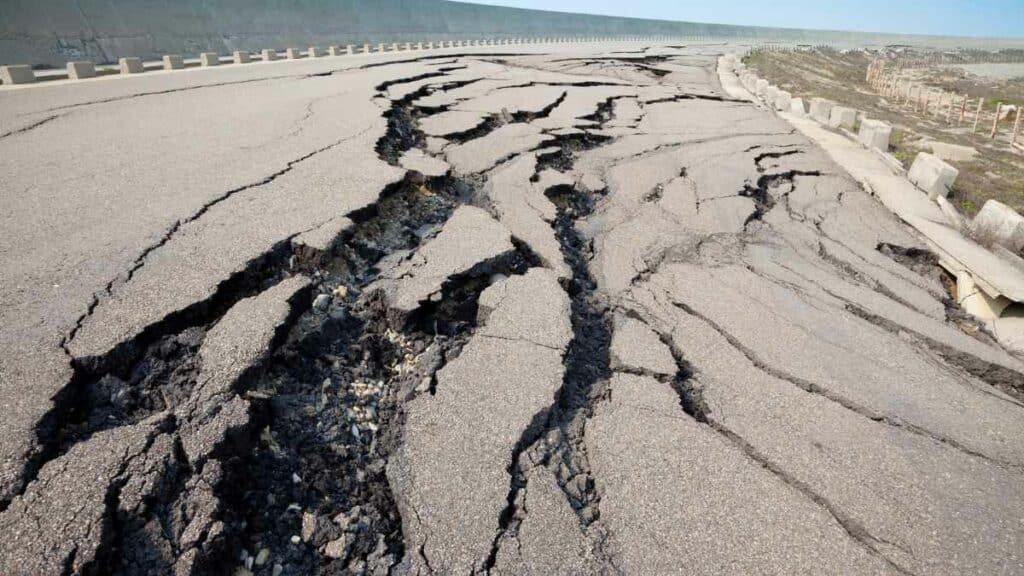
3, 0, 1024, 68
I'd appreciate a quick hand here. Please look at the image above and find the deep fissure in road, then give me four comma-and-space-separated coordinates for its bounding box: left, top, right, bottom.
485, 129, 618, 571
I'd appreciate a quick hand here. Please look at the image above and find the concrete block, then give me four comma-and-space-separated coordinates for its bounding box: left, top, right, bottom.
391, 43, 400, 51
970, 200, 1024, 252
828, 106, 857, 130
328, 45, 342, 56
774, 90, 791, 112
405, 42, 413, 50
765, 85, 779, 102
286, 48, 301, 59
200, 52, 220, 66
790, 97, 807, 115
0, 65, 35, 84
857, 119, 892, 152
163, 54, 185, 69
416, 42, 423, 50
957, 272, 1012, 321
908, 152, 958, 200
67, 61, 96, 80
425, 42, 434, 49
261, 49, 278, 62
363, 44, 371, 53
308, 47, 324, 58
346, 45, 355, 54
377, 43, 386, 52
119, 57, 144, 74
809, 97, 834, 124
233, 51, 250, 64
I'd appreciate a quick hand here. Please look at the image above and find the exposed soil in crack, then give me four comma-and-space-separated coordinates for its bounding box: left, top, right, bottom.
661, 338, 916, 576
485, 128, 618, 573
741, 169, 822, 225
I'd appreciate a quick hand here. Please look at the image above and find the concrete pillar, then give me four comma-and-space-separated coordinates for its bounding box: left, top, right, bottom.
328, 45, 343, 56
119, 57, 144, 74
790, 97, 807, 115
163, 54, 185, 69
809, 97, 834, 124
378, 43, 386, 52
308, 47, 324, 57
200, 52, 220, 66
260, 49, 278, 62
417, 42, 423, 50
908, 152, 959, 199
426, 41, 434, 49
406, 42, 413, 51
363, 44, 371, 53
970, 200, 1024, 252
346, 45, 355, 54
67, 61, 96, 80
286, 48, 301, 59
774, 90, 791, 112
233, 51, 250, 64
828, 106, 857, 130
0, 65, 35, 85
857, 119, 892, 152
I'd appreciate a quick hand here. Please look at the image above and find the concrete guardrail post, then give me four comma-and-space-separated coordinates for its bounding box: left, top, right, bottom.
261, 49, 278, 62
200, 52, 220, 66
67, 61, 96, 80
233, 51, 250, 64
163, 54, 185, 69
119, 57, 144, 74
0, 65, 35, 84
308, 47, 324, 57
286, 48, 301, 59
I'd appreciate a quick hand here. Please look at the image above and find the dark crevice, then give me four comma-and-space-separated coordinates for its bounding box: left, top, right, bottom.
0, 113, 63, 139
845, 304, 1024, 405
656, 332, 917, 576
670, 299, 1023, 471
740, 170, 821, 225
485, 125, 617, 573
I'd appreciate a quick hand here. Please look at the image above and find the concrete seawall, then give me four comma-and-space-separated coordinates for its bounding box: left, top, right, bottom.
4, 0, 1024, 68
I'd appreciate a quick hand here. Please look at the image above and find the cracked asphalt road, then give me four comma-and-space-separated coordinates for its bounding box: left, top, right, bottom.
1, 42, 1023, 575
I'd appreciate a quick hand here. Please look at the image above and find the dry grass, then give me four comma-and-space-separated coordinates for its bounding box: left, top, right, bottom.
745, 49, 1024, 218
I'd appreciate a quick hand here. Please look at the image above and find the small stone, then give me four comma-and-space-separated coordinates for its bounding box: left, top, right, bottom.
324, 534, 351, 559
333, 285, 349, 298
313, 293, 331, 311
272, 564, 284, 576
290, 534, 301, 545
301, 512, 316, 541
254, 548, 271, 566
291, 473, 302, 484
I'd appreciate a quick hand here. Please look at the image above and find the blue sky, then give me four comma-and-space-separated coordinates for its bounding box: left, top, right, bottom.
463, 0, 1024, 38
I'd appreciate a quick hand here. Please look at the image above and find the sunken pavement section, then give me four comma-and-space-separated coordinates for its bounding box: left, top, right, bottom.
1, 43, 1024, 576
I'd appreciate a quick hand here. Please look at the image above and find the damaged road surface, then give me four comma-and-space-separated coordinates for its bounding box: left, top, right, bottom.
2, 41, 1024, 576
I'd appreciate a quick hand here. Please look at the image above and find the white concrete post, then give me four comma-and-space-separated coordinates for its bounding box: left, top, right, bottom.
286, 48, 301, 59
261, 49, 278, 62
233, 51, 250, 64
164, 54, 185, 69
67, 61, 96, 80
0, 65, 35, 84
308, 46, 324, 57
346, 45, 355, 55
200, 52, 220, 66
119, 57, 144, 74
